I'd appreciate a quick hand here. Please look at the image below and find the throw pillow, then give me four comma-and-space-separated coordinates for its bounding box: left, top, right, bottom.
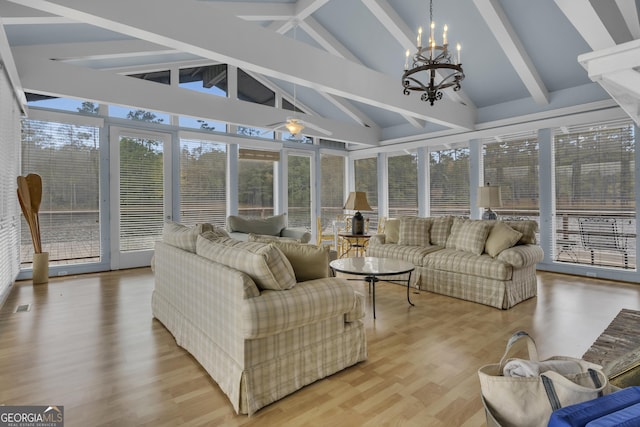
445, 218, 493, 255
384, 218, 400, 244
269, 241, 329, 282
195, 235, 296, 291
485, 222, 523, 257
504, 220, 538, 245
163, 221, 212, 253
226, 214, 287, 236
430, 216, 453, 246
398, 217, 431, 246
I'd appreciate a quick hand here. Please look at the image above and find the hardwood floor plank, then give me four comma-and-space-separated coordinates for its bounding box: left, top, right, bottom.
1, 269, 639, 426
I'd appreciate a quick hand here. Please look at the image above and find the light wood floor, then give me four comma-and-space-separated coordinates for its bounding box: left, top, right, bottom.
1, 269, 639, 427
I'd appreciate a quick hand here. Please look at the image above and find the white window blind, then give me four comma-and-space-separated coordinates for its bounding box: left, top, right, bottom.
179, 139, 227, 227
21, 119, 101, 265
238, 151, 276, 217
354, 157, 378, 231
119, 134, 164, 252
0, 68, 21, 298
430, 147, 470, 216
287, 154, 311, 228
320, 153, 345, 228
388, 154, 418, 218
554, 120, 636, 269
483, 134, 539, 221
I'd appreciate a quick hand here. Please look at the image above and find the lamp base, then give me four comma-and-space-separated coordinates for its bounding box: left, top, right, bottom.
352, 211, 365, 234
482, 208, 498, 220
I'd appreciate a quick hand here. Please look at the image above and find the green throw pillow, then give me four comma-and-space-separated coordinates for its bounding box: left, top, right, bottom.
384, 218, 400, 244
485, 222, 523, 257
268, 241, 329, 282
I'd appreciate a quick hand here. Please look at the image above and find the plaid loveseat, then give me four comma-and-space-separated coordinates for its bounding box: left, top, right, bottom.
152, 223, 366, 415
367, 217, 544, 309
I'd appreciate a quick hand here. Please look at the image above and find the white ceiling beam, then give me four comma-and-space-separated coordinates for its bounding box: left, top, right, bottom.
578, 39, 640, 78
554, 0, 616, 51
267, 0, 331, 35
361, 0, 475, 109
300, 15, 421, 129
10, 0, 474, 129
298, 17, 360, 63
578, 39, 640, 126
209, 2, 295, 21
0, 17, 26, 110
14, 49, 380, 145
615, 0, 640, 40
473, 0, 549, 105
297, 17, 380, 129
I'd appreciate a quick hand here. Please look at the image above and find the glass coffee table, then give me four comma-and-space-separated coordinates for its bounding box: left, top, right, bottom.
329, 257, 415, 319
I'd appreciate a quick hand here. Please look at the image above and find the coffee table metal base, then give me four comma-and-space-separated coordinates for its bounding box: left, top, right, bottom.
329, 257, 416, 319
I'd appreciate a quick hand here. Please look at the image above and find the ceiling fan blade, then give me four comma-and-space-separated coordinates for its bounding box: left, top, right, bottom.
300, 120, 332, 136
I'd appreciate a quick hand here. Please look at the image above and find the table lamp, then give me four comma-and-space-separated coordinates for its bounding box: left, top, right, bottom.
343, 191, 372, 234
477, 183, 502, 220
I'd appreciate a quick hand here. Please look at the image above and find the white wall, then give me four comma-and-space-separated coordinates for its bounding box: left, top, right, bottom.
0, 62, 23, 308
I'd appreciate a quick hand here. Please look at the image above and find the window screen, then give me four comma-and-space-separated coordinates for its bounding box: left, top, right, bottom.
179, 139, 227, 227
388, 153, 418, 218
21, 119, 101, 265
430, 147, 470, 216
554, 120, 636, 269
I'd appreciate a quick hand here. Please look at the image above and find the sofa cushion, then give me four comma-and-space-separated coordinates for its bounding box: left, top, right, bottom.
366, 243, 441, 266
196, 235, 296, 291
503, 220, 538, 245
227, 214, 287, 236
425, 248, 512, 281
485, 222, 523, 257
430, 215, 453, 246
248, 233, 301, 243
446, 218, 492, 255
163, 221, 217, 252
267, 241, 329, 282
398, 216, 432, 246
384, 218, 401, 244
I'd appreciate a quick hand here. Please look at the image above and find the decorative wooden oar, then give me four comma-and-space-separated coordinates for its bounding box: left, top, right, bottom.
17, 176, 41, 254
26, 173, 42, 254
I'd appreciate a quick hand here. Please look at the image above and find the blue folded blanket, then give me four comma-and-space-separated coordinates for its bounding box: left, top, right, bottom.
548, 387, 640, 427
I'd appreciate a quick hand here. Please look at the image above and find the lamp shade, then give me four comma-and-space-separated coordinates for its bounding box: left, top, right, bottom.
477, 185, 502, 208
343, 192, 372, 211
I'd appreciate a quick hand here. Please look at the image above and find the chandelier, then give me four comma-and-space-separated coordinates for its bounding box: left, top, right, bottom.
402, 0, 465, 106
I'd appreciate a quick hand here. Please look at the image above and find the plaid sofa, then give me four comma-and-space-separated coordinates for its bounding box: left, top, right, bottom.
152, 225, 366, 415
367, 217, 544, 309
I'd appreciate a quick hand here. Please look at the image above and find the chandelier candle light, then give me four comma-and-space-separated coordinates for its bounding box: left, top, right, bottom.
402, 0, 464, 106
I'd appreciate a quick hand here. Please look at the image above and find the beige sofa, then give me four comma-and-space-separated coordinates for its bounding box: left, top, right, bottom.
152, 222, 366, 415
366, 216, 544, 309
226, 213, 311, 243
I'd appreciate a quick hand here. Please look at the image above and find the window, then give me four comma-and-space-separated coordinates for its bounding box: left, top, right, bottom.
21, 119, 101, 266
179, 65, 228, 96
287, 154, 311, 229
237, 68, 275, 106
554, 120, 636, 269
179, 139, 227, 227
320, 153, 345, 228
388, 153, 418, 218
354, 157, 378, 231
238, 149, 277, 217
483, 134, 539, 221
430, 147, 470, 216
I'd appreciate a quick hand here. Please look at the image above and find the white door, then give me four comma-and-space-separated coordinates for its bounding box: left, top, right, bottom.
110, 127, 172, 269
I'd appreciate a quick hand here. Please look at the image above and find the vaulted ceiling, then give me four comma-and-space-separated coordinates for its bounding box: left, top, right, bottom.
1, 0, 639, 150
